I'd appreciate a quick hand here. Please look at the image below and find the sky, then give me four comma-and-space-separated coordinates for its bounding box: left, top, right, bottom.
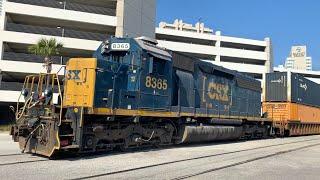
156, 0, 320, 70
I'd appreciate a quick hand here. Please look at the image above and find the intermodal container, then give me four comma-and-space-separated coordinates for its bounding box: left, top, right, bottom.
265, 72, 320, 108
262, 102, 320, 124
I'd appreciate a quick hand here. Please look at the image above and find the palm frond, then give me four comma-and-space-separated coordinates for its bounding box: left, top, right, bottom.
28, 38, 64, 58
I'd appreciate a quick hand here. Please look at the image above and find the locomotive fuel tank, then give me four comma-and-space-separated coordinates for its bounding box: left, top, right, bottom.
180, 125, 243, 143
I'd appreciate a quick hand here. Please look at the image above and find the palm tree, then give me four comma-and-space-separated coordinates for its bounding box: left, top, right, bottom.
28, 38, 63, 73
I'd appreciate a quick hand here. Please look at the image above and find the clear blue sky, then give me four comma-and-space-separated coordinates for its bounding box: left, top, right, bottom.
156, 0, 320, 70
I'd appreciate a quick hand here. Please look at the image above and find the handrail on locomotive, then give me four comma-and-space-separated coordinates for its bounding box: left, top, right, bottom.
15, 72, 63, 126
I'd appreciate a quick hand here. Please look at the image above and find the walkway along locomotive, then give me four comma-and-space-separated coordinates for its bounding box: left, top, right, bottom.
11, 37, 273, 157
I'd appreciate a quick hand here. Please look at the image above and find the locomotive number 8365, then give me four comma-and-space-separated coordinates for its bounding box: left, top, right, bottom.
11, 36, 272, 157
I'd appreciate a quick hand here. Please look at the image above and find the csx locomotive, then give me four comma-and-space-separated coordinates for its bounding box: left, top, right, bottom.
11, 37, 272, 157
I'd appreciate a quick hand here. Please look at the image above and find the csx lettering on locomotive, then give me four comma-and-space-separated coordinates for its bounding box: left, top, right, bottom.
207, 82, 229, 102
66, 70, 81, 80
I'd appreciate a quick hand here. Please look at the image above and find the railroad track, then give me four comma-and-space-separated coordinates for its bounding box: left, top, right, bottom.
1, 137, 319, 168
0, 153, 24, 157
0, 159, 49, 166
172, 142, 320, 180
70, 137, 320, 180
0, 153, 49, 167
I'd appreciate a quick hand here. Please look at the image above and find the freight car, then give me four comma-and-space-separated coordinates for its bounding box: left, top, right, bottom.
11, 37, 271, 157
263, 72, 320, 136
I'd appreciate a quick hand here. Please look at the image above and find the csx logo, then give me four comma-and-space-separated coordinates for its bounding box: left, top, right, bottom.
66, 70, 81, 80
300, 83, 308, 91
207, 82, 229, 102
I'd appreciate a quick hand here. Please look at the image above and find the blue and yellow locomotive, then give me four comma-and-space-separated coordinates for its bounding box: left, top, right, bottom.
11, 37, 270, 157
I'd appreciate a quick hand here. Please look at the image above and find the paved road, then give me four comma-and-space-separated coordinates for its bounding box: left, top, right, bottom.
1, 133, 320, 180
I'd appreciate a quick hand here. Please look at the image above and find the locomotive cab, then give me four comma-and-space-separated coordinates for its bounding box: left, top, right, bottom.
60, 37, 176, 153
90, 37, 173, 111
63, 37, 173, 111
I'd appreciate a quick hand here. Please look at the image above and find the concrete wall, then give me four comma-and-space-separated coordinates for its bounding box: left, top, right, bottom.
116, 0, 156, 38
0, 69, 2, 87
0, 60, 65, 75
264, 38, 273, 73
0, 31, 101, 51
0, 0, 3, 15
5, 2, 117, 27
156, 28, 272, 77
157, 40, 268, 61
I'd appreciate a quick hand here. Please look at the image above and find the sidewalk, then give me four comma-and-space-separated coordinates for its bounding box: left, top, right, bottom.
0, 132, 20, 155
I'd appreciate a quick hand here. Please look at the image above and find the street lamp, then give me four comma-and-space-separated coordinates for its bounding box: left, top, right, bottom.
56, 26, 65, 64
59, 1, 66, 10
57, 26, 65, 37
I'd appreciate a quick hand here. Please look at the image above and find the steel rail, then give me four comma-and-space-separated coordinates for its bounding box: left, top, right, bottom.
172, 142, 320, 180
70, 137, 320, 180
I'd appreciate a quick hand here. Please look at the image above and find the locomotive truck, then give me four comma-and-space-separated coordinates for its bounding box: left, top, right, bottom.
11, 36, 312, 157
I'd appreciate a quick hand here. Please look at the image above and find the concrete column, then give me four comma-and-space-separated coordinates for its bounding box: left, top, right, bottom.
262, 37, 274, 102
0, 69, 2, 87
215, 31, 221, 62
0, 41, 4, 61
195, 22, 200, 33
0, 1, 6, 62
115, 0, 156, 38
0, 0, 6, 31
115, 0, 125, 37
262, 73, 266, 102
264, 37, 274, 73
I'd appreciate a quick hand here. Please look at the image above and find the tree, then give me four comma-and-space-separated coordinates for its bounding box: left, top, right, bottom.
28, 38, 63, 73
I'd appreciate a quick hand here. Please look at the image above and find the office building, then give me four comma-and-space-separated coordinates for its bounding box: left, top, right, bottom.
284, 46, 312, 71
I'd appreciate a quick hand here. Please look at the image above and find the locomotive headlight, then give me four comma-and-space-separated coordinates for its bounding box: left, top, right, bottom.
44, 88, 53, 97
101, 40, 110, 55
21, 88, 29, 97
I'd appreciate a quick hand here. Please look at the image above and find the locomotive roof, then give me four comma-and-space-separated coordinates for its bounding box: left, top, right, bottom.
171, 51, 261, 92
94, 37, 172, 61
134, 38, 172, 61
96, 37, 260, 92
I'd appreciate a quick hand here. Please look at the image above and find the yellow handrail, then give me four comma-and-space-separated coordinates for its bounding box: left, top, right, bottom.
15, 73, 64, 125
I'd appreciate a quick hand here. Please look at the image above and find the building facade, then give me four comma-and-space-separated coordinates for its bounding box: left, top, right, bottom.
159, 19, 213, 34
156, 20, 274, 79
284, 46, 312, 71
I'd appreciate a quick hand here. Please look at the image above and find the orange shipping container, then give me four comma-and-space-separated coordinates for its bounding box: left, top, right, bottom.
262, 102, 320, 124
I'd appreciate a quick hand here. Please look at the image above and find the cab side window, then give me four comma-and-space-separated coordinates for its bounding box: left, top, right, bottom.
152, 57, 165, 76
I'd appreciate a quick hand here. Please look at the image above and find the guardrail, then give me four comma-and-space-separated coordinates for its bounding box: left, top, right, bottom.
3, 52, 69, 65
7, 0, 116, 16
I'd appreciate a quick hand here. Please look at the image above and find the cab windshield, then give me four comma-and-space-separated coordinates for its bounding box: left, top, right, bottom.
110, 52, 127, 64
